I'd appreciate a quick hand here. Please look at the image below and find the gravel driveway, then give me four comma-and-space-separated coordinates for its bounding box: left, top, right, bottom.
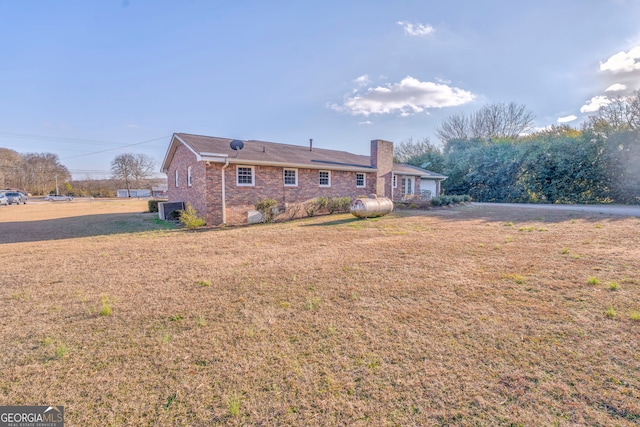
476, 202, 640, 217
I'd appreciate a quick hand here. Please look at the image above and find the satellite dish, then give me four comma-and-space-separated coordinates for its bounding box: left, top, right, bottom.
230, 140, 244, 151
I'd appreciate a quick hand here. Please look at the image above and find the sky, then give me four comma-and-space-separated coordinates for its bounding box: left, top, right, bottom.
1, 0, 639, 179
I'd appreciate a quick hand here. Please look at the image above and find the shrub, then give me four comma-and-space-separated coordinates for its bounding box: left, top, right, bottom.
317, 197, 329, 210
179, 203, 206, 229
304, 201, 318, 217
431, 194, 471, 207
285, 203, 301, 220
255, 198, 278, 223
327, 196, 352, 214
148, 199, 160, 213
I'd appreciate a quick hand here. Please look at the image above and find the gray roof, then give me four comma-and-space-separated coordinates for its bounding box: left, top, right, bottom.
162, 133, 374, 173
162, 133, 446, 180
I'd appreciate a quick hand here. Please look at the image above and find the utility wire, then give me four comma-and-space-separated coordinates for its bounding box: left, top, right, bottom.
61, 135, 170, 160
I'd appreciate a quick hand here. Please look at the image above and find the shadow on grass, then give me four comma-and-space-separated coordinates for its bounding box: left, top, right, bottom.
301, 217, 363, 227
0, 212, 176, 244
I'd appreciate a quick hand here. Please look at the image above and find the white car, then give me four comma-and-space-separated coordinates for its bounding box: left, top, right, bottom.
0, 193, 7, 206
45, 194, 74, 201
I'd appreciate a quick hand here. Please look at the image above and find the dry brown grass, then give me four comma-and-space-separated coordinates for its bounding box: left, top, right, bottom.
1, 200, 639, 426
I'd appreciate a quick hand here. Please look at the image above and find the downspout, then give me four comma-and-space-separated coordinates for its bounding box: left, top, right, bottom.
221, 159, 229, 225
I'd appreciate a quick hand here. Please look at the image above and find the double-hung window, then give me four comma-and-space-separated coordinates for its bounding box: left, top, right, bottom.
356, 173, 366, 188
175, 170, 179, 187
187, 166, 192, 187
283, 169, 298, 186
237, 166, 255, 186
319, 170, 330, 187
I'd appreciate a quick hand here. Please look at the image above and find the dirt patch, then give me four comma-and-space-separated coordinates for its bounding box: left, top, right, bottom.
1, 202, 639, 425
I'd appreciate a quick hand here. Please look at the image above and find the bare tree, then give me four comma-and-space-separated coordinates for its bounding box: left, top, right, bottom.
585, 91, 640, 133
111, 153, 156, 196
22, 153, 70, 195
394, 137, 440, 163
437, 102, 535, 142
0, 148, 24, 189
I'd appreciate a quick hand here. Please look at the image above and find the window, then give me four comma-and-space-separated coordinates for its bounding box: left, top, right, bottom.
187, 166, 192, 187
175, 169, 179, 187
236, 166, 254, 186
392, 174, 397, 188
283, 169, 298, 186
319, 170, 330, 187
402, 177, 414, 195
356, 173, 366, 188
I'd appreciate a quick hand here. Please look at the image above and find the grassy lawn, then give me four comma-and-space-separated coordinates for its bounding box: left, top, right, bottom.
1, 201, 639, 426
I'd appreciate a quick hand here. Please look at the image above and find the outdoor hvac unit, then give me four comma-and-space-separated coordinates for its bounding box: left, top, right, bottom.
158, 201, 185, 220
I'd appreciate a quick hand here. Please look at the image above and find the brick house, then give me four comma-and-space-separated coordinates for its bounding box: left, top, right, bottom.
160, 133, 446, 226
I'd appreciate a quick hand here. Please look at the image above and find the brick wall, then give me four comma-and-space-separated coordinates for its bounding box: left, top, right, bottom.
167, 144, 208, 216
371, 139, 394, 198
222, 165, 375, 225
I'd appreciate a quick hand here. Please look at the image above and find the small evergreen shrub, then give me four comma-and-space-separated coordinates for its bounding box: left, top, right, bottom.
327, 196, 352, 214
315, 197, 329, 211
179, 203, 206, 229
148, 199, 160, 213
255, 198, 278, 223
304, 197, 330, 217
431, 194, 471, 207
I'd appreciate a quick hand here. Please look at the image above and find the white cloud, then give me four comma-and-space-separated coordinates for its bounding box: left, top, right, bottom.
397, 21, 435, 37
358, 120, 373, 125
605, 83, 627, 92
557, 115, 578, 123
580, 95, 612, 113
600, 45, 640, 73
330, 76, 475, 117
354, 75, 370, 86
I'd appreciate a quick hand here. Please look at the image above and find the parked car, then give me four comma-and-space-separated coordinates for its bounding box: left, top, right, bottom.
5, 191, 27, 205
44, 194, 74, 201
0, 193, 7, 206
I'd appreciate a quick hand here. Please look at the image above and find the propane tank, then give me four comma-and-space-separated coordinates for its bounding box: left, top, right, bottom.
350, 195, 394, 218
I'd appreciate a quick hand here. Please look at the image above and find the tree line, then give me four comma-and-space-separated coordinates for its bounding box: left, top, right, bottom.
0, 149, 71, 195
395, 95, 640, 204
0, 149, 159, 197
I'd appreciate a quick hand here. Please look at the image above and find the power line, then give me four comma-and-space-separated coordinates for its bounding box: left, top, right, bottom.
0, 131, 171, 159
60, 135, 171, 160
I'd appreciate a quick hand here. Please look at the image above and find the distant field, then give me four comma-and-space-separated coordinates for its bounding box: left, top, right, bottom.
1, 201, 639, 426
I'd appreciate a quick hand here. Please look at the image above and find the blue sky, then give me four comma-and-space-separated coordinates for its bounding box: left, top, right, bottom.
1, 0, 639, 179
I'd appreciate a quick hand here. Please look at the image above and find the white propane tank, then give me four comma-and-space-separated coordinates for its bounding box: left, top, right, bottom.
350, 195, 394, 218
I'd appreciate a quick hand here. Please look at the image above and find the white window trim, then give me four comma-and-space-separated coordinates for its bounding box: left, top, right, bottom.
187, 166, 192, 187
283, 168, 298, 187
319, 170, 331, 187
175, 169, 179, 187
356, 173, 366, 188
236, 165, 255, 186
